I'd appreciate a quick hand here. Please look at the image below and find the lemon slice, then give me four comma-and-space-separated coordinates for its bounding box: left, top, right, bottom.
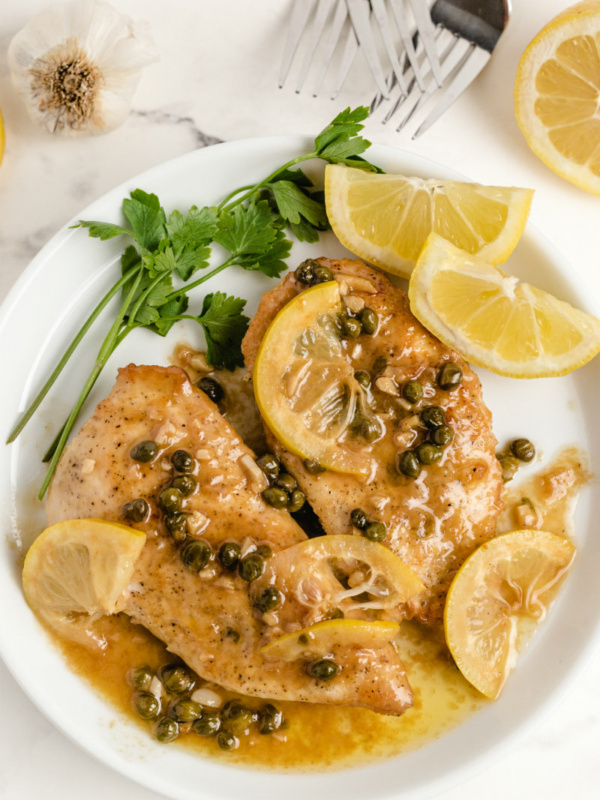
23, 519, 146, 639
325, 164, 533, 277
515, 1, 600, 195
254, 280, 371, 476
409, 233, 600, 378
254, 534, 425, 617
444, 529, 575, 699
261, 619, 400, 661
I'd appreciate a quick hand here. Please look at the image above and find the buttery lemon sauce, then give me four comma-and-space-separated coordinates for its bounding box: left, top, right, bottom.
47, 352, 591, 772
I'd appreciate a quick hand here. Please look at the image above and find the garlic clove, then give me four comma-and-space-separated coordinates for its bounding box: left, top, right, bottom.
8, 0, 159, 137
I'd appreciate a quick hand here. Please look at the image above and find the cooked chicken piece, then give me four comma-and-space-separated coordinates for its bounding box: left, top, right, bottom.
46, 365, 413, 715
243, 259, 503, 624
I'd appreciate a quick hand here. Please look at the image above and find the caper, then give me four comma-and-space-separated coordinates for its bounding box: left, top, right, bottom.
294, 259, 318, 285
256, 453, 280, 483
326, 607, 345, 620
310, 659, 340, 682
354, 370, 371, 388
276, 473, 297, 492
156, 716, 179, 743
421, 406, 446, 430
171, 449, 195, 473
158, 486, 182, 513
256, 543, 273, 559
197, 376, 224, 403
312, 264, 334, 284
350, 508, 368, 530
303, 458, 326, 475
130, 440, 158, 463
358, 416, 382, 442
171, 474, 197, 497
180, 540, 211, 572
221, 702, 255, 735
416, 442, 443, 465
342, 316, 362, 338
359, 307, 378, 335
510, 438, 536, 463
238, 553, 265, 582
129, 665, 153, 691
258, 704, 283, 735
402, 381, 423, 404
165, 512, 188, 541
287, 489, 306, 513
192, 711, 222, 737
372, 355, 388, 375
262, 486, 289, 508
172, 699, 202, 722
217, 730, 239, 751
398, 451, 421, 479
498, 454, 520, 482
134, 692, 160, 720
219, 542, 241, 571
255, 586, 282, 613
364, 521, 387, 542
431, 425, 454, 447
225, 627, 240, 643
122, 498, 149, 523
160, 664, 193, 694
438, 362, 463, 391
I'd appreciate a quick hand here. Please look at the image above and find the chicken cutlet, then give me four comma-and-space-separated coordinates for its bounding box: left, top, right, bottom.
46, 364, 413, 715
243, 258, 503, 624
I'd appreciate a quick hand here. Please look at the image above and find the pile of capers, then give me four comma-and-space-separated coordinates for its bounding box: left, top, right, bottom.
497, 437, 536, 482
350, 508, 388, 542
397, 405, 454, 479
257, 453, 306, 513
129, 664, 284, 748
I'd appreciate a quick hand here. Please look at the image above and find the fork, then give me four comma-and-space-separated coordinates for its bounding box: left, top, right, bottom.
371, 0, 511, 137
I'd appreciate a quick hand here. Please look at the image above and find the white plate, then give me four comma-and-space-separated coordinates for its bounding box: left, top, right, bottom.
0, 138, 599, 800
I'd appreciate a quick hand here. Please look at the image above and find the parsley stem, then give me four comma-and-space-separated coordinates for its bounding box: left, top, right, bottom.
164, 261, 231, 301
6, 266, 140, 445
217, 184, 255, 212
38, 264, 145, 499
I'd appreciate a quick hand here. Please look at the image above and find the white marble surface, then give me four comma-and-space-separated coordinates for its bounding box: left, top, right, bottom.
0, 0, 599, 798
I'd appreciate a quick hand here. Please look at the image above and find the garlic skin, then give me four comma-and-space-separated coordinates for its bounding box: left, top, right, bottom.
8, 0, 159, 137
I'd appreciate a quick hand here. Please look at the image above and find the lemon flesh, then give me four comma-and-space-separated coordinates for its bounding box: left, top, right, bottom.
325, 164, 533, 277
23, 519, 146, 638
409, 233, 600, 378
444, 529, 575, 699
261, 619, 400, 661
515, 1, 600, 194
254, 281, 372, 476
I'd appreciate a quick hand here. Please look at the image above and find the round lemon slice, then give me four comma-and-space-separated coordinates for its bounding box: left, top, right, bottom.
254, 534, 425, 617
261, 619, 400, 661
23, 518, 146, 638
444, 529, 576, 699
515, 1, 600, 195
253, 280, 372, 476
408, 233, 600, 378
325, 164, 533, 277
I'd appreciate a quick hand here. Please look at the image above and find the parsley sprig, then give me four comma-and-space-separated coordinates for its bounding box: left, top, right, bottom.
7, 106, 379, 497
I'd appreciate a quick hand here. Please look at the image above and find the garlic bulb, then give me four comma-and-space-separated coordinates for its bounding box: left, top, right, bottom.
8, 0, 158, 137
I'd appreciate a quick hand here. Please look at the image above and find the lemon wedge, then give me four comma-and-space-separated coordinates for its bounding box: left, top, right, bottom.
261, 619, 400, 661
253, 280, 372, 476
23, 519, 146, 638
515, 1, 600, 194
444, 529, 575, 699
324, 164, 533, 277
408, 233, 600, 378
254, 534, 425, 617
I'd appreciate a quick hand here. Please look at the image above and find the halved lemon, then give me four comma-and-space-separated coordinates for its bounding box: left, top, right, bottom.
444, 529, 575, 699
23, 519, 146, 640
254, 534, 425, 617
409, 233, 600, 378
515, 1, 600, 194
325, 164, 533, 277
254, 280, 372, 475
261, 619, 400, 661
